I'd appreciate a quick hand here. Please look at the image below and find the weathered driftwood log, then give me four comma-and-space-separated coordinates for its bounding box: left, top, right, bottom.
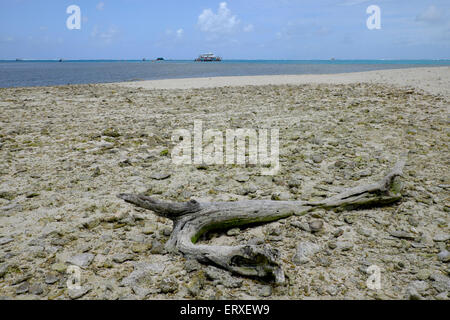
118, 158, 406, 283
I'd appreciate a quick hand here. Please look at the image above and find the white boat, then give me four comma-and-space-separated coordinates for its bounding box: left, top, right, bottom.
195, 53, 222, 62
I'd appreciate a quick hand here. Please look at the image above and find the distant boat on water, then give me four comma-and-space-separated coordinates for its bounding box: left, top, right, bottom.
156, 57, 164, 61
15, 58, 23, 61
195, 53, 222, 62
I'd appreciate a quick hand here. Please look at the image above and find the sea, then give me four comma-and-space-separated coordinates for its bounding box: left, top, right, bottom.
0, 59, 449, 88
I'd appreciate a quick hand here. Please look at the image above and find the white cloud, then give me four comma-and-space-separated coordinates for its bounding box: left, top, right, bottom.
416, 6, 443, 24
339, 0, 370, 6
339, 0, 392, 6
198, 2, 241, 34
91, 25, 118, 44
165, 28, 184, 39
2, 36, 14, 42
96, 2, 105, 11
275, 19, 332, 41
243, 24, 254, 32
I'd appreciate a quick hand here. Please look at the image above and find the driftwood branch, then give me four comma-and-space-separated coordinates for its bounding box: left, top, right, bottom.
118, 158, 406, 283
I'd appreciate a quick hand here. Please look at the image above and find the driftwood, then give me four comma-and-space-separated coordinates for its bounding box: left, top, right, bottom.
118, 158, 406, 283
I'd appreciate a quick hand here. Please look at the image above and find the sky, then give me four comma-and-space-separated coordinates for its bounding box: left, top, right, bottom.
0, 0, 449, 60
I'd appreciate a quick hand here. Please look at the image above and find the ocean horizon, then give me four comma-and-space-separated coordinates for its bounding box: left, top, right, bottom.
3, 59, 450, 63
1, 59, 449, 88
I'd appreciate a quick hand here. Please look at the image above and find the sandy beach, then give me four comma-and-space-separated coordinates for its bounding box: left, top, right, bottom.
0, 67, 449, 300
119, 66, 450, 96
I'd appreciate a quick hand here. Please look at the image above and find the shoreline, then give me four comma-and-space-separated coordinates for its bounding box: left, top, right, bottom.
116, 66, 450, 97
1, 66, 449, 96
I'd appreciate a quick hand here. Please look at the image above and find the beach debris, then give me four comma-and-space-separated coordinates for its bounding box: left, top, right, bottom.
65, 253, 95, 268
68, 286, 92, 300
16, 282, 29, 295
112, 253, 134, 264
149, 172, 171, 180
437, 250, 450, 263
309, 220, 324, 233
389, 230, 415, 240
292, 241, 321, 265
29, 283, 44, 295
44, 273, 59, 285
0, 264, 9, 278
234, 174, 250, 183
160, 277, 178, 294
102, 127, 121, 138
118, 158, 407, 283
0, 237, 14, 246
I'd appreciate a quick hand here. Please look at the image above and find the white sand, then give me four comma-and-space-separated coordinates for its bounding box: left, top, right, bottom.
117, 66, 450, 97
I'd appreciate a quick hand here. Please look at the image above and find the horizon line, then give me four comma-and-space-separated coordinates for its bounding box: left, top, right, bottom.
2, 58, 450, 61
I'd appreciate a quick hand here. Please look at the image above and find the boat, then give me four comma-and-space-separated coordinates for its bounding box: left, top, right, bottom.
195, 53, 222, 62
156, 57, 164, 61
142, 58, 147, 61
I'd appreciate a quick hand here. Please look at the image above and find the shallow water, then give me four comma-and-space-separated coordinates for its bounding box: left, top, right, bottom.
1, 60, 449, 88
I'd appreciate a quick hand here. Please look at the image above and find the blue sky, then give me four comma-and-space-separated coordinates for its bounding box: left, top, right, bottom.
0, 0, 449, 60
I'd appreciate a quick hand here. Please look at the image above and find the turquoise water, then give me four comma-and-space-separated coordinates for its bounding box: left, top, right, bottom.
1, 60, 448, 88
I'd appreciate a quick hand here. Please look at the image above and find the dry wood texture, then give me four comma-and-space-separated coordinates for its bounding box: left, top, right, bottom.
118, 158, 406, 283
